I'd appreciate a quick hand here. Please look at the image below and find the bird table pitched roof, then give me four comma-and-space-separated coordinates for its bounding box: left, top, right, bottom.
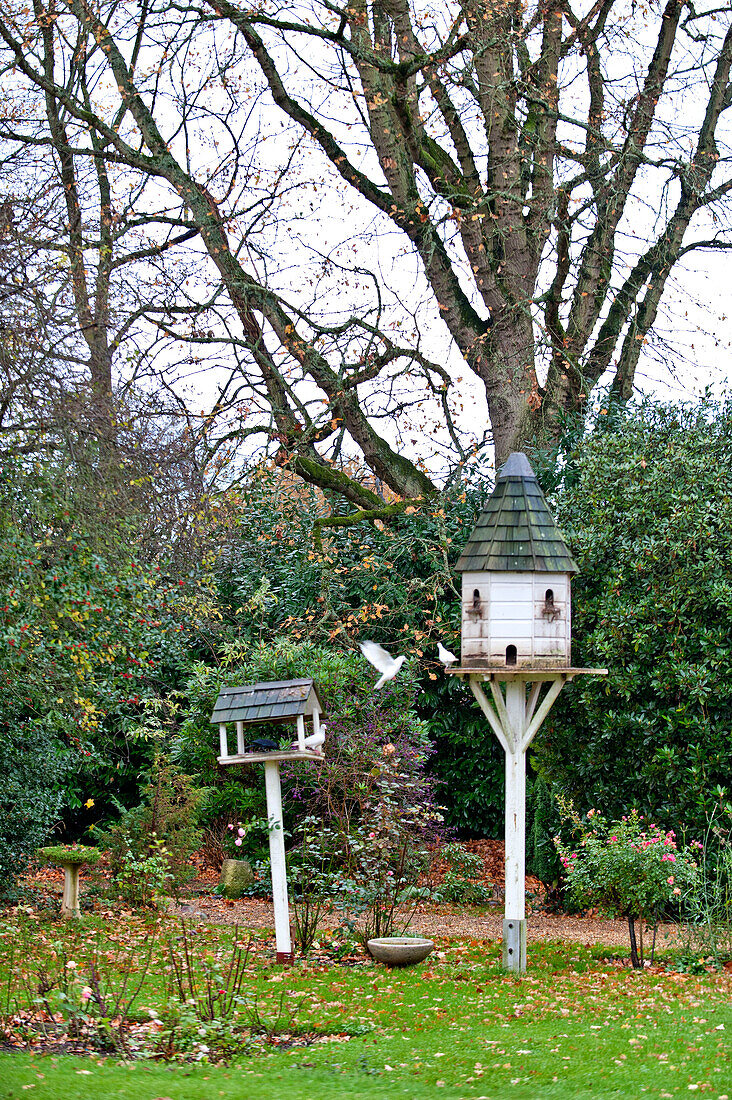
455, 452, 579, 574
210, 678, 323, 726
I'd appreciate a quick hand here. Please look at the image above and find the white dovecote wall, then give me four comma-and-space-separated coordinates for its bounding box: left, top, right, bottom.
460, 572, 572, 667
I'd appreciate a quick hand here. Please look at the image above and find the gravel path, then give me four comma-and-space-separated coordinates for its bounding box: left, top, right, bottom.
170, 838, 681, 949
169, 894, 680, 950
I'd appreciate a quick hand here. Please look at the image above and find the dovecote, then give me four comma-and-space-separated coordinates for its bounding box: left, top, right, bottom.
455, 453, 578, 668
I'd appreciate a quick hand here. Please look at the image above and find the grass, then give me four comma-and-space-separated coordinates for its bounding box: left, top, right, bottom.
2, 912, 732, 1099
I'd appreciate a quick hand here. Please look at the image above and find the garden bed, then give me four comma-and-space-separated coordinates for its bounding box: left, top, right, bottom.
15, 839, 680, 952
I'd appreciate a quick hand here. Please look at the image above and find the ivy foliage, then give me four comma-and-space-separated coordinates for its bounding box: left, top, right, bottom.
536, 398, 732, 836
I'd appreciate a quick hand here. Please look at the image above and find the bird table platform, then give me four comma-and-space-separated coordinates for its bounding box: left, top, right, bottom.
217, 749, 326, 765
210, 678, 326, 965
447, 666, 607, 681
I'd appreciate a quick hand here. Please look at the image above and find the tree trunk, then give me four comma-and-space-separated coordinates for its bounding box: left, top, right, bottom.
482, 310, 539, 466
627, 914, 641, 969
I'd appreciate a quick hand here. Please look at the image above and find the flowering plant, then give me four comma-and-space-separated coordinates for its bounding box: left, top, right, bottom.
222, 818, 268, 861
331, 753, 444, 946
554, 803, 700, 967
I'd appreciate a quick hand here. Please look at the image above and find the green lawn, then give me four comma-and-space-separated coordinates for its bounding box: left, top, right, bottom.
1, 914, 731, 1099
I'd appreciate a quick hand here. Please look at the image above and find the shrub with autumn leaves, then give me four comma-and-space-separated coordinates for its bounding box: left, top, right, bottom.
0, 456, 208, 887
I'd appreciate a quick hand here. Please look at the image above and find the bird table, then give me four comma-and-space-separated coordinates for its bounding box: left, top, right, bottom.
211, 679, 326, 964
447, 666, 606, 971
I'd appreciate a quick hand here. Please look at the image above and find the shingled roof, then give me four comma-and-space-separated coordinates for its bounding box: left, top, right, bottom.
210, 678, 322, 726
455, 453, 579, 574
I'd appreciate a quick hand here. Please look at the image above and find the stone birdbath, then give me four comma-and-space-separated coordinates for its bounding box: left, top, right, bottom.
367, 937, 435, 967
37, 845, 100, 919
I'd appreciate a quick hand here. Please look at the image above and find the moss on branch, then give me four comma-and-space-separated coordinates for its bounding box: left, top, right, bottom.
311, 500, 426, 548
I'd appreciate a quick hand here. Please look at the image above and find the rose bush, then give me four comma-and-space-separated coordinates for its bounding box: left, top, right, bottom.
555, 804, 700, 967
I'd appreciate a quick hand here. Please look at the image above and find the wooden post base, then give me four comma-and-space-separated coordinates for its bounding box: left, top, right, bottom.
276, 951, 294, 965
502, 918, 527, 973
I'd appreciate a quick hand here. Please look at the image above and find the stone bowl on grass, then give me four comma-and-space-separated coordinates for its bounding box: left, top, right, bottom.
367, 936, 435, 967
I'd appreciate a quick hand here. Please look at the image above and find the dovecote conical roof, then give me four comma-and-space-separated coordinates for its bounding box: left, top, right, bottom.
455, 453, 579, 574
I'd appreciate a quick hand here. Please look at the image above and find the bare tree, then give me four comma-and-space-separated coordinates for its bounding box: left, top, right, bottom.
0, 117, 218, 553
206, 0, 732, 456
1, 0, 730, 517
0, 82, 161, 452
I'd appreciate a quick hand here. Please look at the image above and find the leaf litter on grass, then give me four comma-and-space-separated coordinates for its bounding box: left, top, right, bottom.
3, 917, 732, 1098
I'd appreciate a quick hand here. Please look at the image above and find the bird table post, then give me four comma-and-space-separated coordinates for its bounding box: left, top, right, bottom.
264, 759, 291, 961
211, 678, 326, 966
450, 454, 606, 973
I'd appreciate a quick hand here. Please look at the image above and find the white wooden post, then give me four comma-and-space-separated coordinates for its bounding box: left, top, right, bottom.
219, 723, 228, 760
503, 680, 527, 970
296, 714, 306, 752
236, 720, 246, 755
264, 760, 293, 963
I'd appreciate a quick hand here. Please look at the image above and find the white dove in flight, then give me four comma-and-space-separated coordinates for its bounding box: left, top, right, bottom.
359, 640, 407, 689
437, 642, 458, 667
291, 725, 326, 752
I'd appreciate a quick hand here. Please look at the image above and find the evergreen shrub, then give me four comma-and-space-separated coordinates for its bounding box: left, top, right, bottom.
537, 397, 732, 838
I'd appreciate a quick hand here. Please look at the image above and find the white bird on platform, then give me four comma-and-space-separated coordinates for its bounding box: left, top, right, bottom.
291, 725, 326, 752
437, 641, 458, 667
359, 640, 407, 689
